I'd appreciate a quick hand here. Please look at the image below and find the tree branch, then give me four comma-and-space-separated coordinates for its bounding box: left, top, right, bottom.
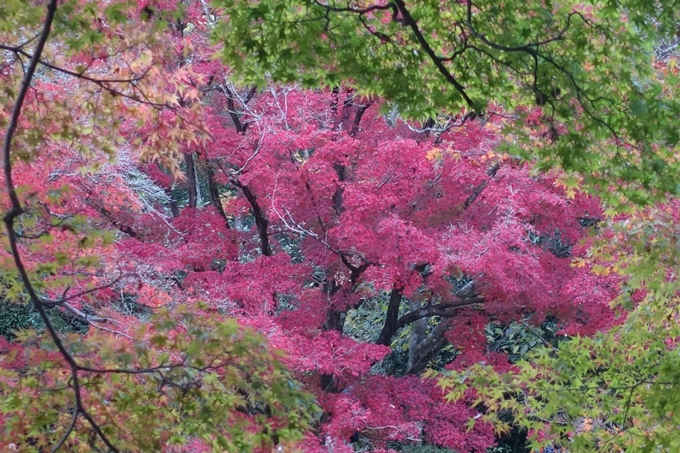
396, 297, 485, 328
463, 161, 500, 209
311, 0, 396, 15
49, 407, 78, 453
393, 0, 475, 109
0, 44, 171, 109
1, 3, 119, 450
465, 1, 574, 53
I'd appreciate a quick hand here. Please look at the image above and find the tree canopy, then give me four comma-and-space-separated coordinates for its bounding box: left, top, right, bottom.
215, 0, 680, 204
1, 1, 680, 453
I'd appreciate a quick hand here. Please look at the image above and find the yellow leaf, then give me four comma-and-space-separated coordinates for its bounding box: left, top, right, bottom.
426, 148, 442, 161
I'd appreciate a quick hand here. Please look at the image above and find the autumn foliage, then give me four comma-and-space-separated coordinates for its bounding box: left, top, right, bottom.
0, 0, 656, 452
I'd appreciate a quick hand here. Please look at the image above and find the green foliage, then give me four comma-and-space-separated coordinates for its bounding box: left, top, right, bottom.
396, 443, 458, 453
0, 299, 89, 340
344, 293, 398, 343
486, 317, 562, 363
0, 300, 35, 340
345, 293, 410, 374
212, 0, 680, 205
439, 308, 680, 452
432, 205, 680, 452
345, 292, 456, 375
486, 446, 516, 453
0, 305, 320, 452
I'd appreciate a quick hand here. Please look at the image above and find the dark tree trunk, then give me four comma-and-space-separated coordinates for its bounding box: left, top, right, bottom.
350, 103, 371, 136
377, 287, 403, 345
231, 179, 271, 256
164, 188, 180, 218
185, 152, 198, 209
203, 159, 230, 228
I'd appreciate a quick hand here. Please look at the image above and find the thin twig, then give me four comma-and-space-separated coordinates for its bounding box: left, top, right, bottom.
50, 408, 78, 453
